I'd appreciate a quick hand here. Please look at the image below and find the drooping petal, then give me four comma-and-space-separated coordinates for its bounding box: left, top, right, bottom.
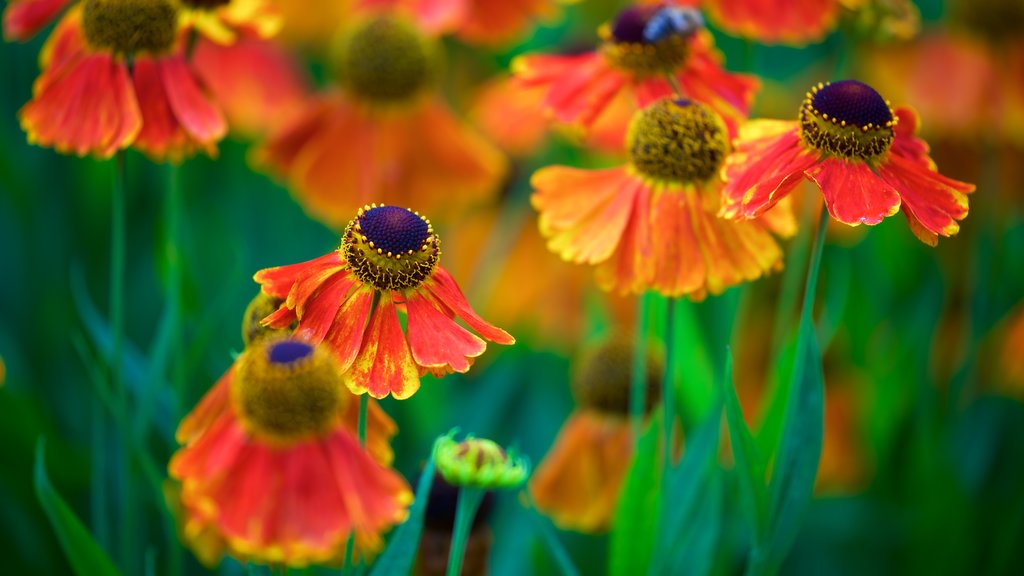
878, 152, 973, 243
262, 305, 298, 329
160, 54, 227, 150
806, 157, 901, 226
677, 31, 760, 140
20, 52, 141, 158
649, 186, 708, 298
346, 296, 421, 400
175, 368, 233, 445
3, 0, 69, 41
293, 271, 359, 344
405, 290, 486, 374
529, 410, 634, 533
513, 51, 627, 130
720, 120, 818, 219
423, 266, 515, 346
253, 251, 344, 301
323, 286, 375, 372
595, 178, 654, 295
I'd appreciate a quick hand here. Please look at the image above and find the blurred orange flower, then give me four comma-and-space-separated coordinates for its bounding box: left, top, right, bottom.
469, 76, 549, 158
721, 80, 976, 246
169, 337, 411, 567
357, 0, 557, 46
255, 15, 506, 229
513, 2, 757, 152
533, 99, 791, 298
254, 205, 514, 400
702, 0, 841, 46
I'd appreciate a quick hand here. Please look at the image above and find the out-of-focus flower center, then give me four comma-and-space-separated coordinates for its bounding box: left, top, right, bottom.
241, 291, 291, 346
799, 80, 896, 161
82, 0, 179, 55
232, 338, 346, 442
572, 335, 662, 416
600, 4, 703, 77
338, 17, 435, 104
627, 99, 728, 184
342, 204, 440, 291
178, 0, 230, 8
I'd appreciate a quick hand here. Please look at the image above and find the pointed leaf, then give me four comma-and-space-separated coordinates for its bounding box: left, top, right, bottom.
723, 351, 770, 544
34, 439, 121, 576
609, 415, 662, 576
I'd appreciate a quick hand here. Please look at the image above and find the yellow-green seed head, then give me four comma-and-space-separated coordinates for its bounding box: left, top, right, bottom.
82, 0, 179, 56
232, 337, 346, 443
338, 17, 436, 104
627, 98, 729, 184
434, 431, 530, 491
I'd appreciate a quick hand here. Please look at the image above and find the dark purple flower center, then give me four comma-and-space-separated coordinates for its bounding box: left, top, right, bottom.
611, 4, 704, 44
268, 340, 314, 365
612, 6, 659, 42
359, 206, 431, 255
811, 80, 893, 128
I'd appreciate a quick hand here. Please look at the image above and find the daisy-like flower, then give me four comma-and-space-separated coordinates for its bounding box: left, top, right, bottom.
169, 336, 410, 567
356, 0, 557, 46
254, 204, 515, 400
9, 0, 228, 161
513, 2, 757, 151
720, 79, 976, 246
255, 15, 507, 229
533, 98, 793, 298
530, 335, 661, 532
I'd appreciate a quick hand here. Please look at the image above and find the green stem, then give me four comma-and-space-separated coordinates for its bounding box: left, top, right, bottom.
342, 395, 371, 574
662, 297, 676, 468
446, 488, 485, 576
801, 205, 830, 324
167, 164, 184, 398
89, 396, 109, 550
630, 293, 651, 439
522, 491, 580, 576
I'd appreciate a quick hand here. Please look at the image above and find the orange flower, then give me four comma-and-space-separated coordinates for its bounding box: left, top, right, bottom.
702, 0, 841, 46
356, 0, 556, 46
530, 335, 661, 533
533, 98, 792, 298
255, 16, 506, 229
13, 1, 227, 162
513, 2, 757, 152
469, 76, 549, 158
254, 205, 515, 400
720, 80, 976, 246
169, 337, 411, 567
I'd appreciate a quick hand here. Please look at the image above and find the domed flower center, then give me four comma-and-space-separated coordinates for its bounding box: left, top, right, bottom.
338, 17, 435, 104
627, 99, 728, 184
572, 335, 662, 416
82, 0, 179, 56
178, 0, 230, 8
241, 291, 291, 346
342, 204, 440, 291
601, 4, 703, 77
799, 80, 896, 161
232, 338, 346, 442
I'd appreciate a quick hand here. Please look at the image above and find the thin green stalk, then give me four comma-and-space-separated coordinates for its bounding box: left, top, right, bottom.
522, 491, 580, 576
89, 395, 109, 550
662, 297, 677, 468
630, 293, 651, 439
343, 395, 371, 574
446, 488, 485, 576
167, 164, 184, 398
801, 205, 830, 325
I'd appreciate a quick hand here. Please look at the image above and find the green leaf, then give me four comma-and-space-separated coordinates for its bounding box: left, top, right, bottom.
722, 351, 770, 546
760, 314, 824, 574
33, 439, 121, 576
648, 407, 721, 576
368, 449, 437, 576
609, 414, 662, 576
662, 469, 722, 576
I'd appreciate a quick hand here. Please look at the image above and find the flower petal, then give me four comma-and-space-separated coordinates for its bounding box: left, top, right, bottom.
346, 296, 420, 400
878, 152, 973, 243
595, 178, 653, 295
720, 121, 816, 220
406, 290, 486, 374
424, 266, 514, 346
3, 0, 69, 41
253, 251, 344, 301
160, 54, 227, 148
293, 271, 359, 344
806, 157, 901, 226
323, 286, 375, 372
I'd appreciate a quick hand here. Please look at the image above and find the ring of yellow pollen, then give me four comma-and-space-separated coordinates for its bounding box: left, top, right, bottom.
799, 80, 897, 162
338, 17, 436, 104
627, 98, 728, 184
231, 338, 346, 443
572, 335, 663, 416
82, 0, 179, 56
600, 5, 702, 77
342, 204, 440, 292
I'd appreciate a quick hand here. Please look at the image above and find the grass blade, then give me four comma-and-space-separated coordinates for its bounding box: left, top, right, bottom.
368, 449, 437, 576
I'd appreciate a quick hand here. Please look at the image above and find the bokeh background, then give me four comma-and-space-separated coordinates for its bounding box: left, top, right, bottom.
2, 0, 1023, 574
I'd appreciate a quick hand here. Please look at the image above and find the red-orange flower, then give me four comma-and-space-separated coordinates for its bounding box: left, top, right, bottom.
531, 335, 661, 532
254, 205, 515, 400
702, 0, 841, 46
13, 1, 226, 161
533, 98, 792, 298
357, 0, 556, 46
255, 15, 506, 229
513, 2, 757, 152
721, 80, 976, 246
169, 337, 411, 567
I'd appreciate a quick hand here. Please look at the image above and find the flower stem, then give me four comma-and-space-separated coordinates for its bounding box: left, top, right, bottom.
662, 297, 676, 468
630, 293, 651, 439
522, 490, 580, 576
446, 487, 485, 576
802, 203, 830, 323
167, 164, 184, 397
342, 395, 371, 574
